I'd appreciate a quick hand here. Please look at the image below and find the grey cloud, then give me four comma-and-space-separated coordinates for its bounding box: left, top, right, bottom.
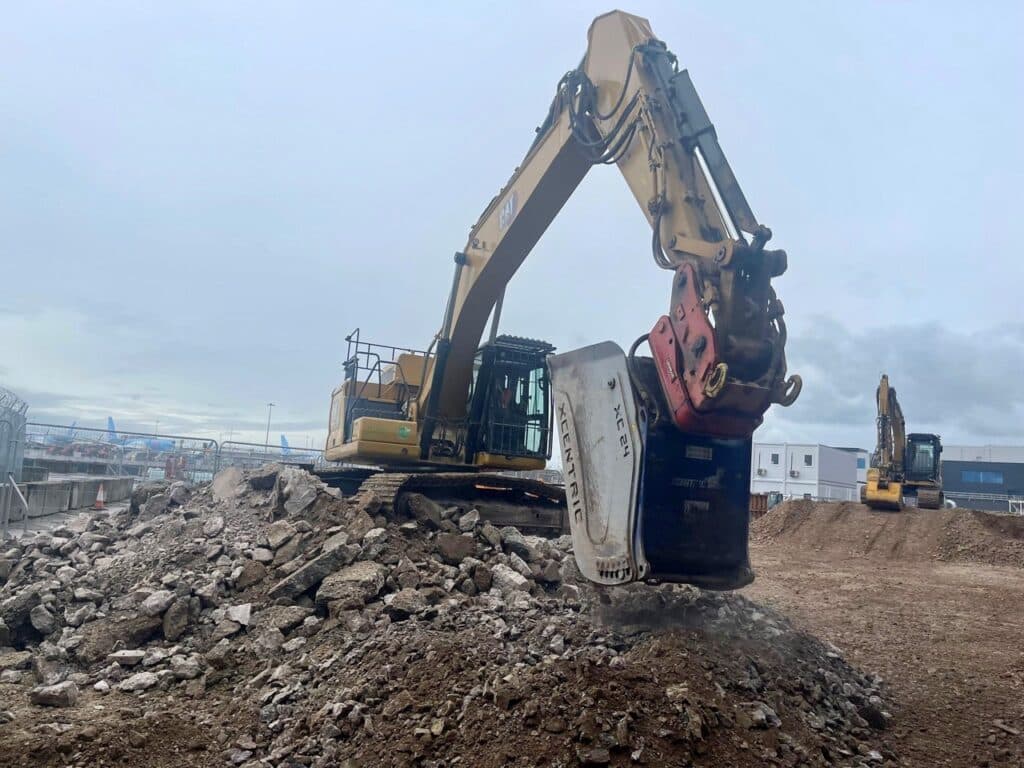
775, 317, 1024, 442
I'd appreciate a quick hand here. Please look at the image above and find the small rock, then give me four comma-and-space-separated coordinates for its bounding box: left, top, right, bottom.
108, 649, 146, 667
29, 605, 58, 635
140, 590, 175, 617
576, 746, 610, 766
435, 533, 477, 565
458, 509, 480, 532
202, 515, 225, 537
118, 671, 159, 692
251, 547, 274, 564
93, 680, 110, 693
162, 599, 190, 642
265, 520, 297, 550
170, 654, 202, 680
65, 602, 97, 628
212, 620, 242, 641
226, 603, 252, 627
500, 526, 535, 560
491, 563, 530, 594
479, 522, 503, 549
29, 681, 79, 708
384, 589, 425, 621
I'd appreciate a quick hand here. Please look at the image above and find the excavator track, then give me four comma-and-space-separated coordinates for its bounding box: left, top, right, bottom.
916, 488, 944, 510
320, 469, 568, 535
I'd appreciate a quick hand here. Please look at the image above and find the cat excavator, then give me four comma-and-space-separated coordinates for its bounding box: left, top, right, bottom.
864, 374, 944, 510
324, 11, 801, 588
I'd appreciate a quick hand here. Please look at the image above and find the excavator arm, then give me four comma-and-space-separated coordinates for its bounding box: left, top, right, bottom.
865, 374, 907, 509
419, 11, 798, 437
413, 11, 801, 588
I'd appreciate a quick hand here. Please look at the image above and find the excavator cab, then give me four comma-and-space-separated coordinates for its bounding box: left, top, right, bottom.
466, 336, 554, 466
904, 432, 944, 508
905, 433, 941, 484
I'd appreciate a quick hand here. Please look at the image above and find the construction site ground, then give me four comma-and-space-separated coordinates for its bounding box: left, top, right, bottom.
747, 500, 1024, 767
2, 474, 1022, 768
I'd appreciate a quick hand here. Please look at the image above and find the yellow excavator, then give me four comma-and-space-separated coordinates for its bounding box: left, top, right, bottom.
324, 11, 801, 588
864, 374, 944, 510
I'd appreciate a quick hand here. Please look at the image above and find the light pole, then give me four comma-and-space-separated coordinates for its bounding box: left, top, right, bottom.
265, 403, 275, 447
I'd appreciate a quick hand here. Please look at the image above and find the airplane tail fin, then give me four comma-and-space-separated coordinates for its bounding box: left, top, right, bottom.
106, 417, 117, 443
280, 435, 291, 454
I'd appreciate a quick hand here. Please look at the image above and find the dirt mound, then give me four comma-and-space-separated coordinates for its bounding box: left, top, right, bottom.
1, 467, 898, 767
752, 500, 1024, 568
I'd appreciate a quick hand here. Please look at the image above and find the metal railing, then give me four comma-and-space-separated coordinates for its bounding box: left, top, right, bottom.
1, 472, 29, 538
25, 422, 219, 484
214, 440, 341, 475
19, 420, 346, 487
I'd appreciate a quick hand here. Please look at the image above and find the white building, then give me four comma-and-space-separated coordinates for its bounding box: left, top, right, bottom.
751, 442, 859, 501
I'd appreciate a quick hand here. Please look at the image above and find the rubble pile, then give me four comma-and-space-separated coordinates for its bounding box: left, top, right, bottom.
1, 466, 898, 767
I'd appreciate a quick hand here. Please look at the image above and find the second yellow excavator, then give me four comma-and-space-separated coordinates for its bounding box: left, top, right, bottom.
324, 11, 802, 588
864, 374, 944, 510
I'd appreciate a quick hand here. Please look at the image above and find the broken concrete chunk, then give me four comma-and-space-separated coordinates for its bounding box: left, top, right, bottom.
253, 605, 312, 633
479, 522, 503, 549
0, 650, 32, 671
266, 544, 360, 601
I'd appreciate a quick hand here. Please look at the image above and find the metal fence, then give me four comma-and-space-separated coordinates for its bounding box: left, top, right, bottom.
23, 422, 343, 485
1, 387, 29, 535
214, 440, 337, 474
1, 386, 27, 482
24, 423, 219, 485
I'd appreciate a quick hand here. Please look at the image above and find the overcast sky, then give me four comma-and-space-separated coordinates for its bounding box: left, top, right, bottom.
2, 1, 1022, 453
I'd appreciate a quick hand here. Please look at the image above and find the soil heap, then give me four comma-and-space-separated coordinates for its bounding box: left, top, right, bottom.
752, 499, 1024, 568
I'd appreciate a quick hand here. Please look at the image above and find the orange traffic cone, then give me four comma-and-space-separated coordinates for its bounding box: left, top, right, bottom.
93, 483, 106, 510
